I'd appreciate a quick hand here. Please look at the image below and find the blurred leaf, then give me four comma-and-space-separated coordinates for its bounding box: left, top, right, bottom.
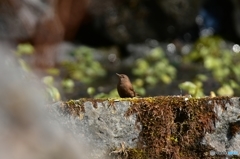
213, 68, 229, 82
199, 47, 209, 56
145, 76, 158, 86
161, 74, 172, 84
85, 68, 95, 76
94, 89, 119, 98
46, 86, 61, 102
94, 93, 108, 98
204, 57, 221, 69
232, 65, 240, 81
217, 85, 234, 96
179, 81, 197, 90
195, 81, 203, 88
46, 68, 60, 76
195, 74, 208, 82
42, 76, 61, 101
133, 59, 149, 75
229, 80, 239, 89
72, 71, 84, 80
154, 62, 166, 72
16, 43, 34, 56
108, 89, 119, 98
87, 87, 96, 96
179, 81, 204, 97
62, 79, 74, 89
184, 50, 199, 62
165, 66, 177, 78
42, 76, 54, 86
135, 87, 146, 96
148, 47, 164, 61
221, 51, 232, 65
133, 78, 144, 87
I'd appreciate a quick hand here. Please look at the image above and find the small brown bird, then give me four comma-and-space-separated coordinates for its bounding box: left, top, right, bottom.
116, 73, 137, 98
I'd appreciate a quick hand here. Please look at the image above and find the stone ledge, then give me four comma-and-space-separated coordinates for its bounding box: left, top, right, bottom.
49, 96, 240, 159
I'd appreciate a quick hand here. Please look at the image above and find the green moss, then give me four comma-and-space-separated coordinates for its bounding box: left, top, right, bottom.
127, 148, 147, 159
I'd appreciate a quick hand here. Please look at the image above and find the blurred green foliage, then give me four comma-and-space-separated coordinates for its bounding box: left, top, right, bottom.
133, 47, 176, 85
131, 47, 177, 96
62, 79, 75, 93
16, 43, 34, 56
87, 87, 96, 97
16, 37, 240, 99
61, 46, 106, 84
178, 74, 208, 97
16, 43, 34, 72
93, 89, 119, 98
182, 36, 240, 96
179, 81, 204, 97
15, 43, 61, 102
42, 76, 61, 102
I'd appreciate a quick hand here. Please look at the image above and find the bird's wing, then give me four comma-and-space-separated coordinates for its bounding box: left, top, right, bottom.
129, 86, 134, 91
129, 86, 137, 97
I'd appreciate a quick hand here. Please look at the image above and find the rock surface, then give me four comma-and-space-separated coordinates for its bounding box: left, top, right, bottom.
49, 97, 240, 158
203, 97, 240, 156
50, 100, 140, 158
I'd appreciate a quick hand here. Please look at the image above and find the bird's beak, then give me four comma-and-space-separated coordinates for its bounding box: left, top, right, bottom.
116, 73, 121, 77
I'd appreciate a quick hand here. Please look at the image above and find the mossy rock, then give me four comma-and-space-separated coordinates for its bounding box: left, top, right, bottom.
50, 96, 240, 159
